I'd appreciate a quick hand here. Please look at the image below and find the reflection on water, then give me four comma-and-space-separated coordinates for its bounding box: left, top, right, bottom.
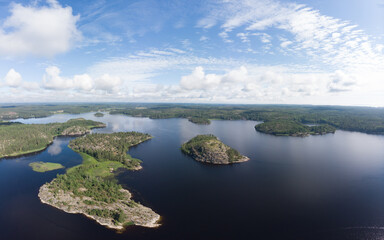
47, 139, 64, 156
3, 113, 384, 240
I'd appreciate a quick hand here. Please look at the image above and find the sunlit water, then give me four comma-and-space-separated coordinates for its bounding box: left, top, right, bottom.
2, 113, 384, 239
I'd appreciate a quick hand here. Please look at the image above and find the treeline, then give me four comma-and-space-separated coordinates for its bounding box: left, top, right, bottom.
3, 103, 384, 135
0, 119, 104, 158
110, 104, 384, 135
69, 132, 152, 169
255, 120, 336, 136
0, 103, 123, 120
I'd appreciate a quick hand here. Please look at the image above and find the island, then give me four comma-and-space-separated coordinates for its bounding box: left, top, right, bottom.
29, 162, 64, 172
38, 132, 160, 230
181, 134, 249, 164
94, 112, 104, 117
188, 117, 211, 125
0, 118, 106, 158
255, 120, 336, 136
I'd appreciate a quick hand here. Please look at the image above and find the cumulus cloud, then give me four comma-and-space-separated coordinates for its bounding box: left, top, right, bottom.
0, 0, 81, 57
4, 68, 22, 87
94, 74, 122, 93
42, 66, 74, 90
180, 66, 248, 90
327, 70, 357, 92
41, 66, 122, 93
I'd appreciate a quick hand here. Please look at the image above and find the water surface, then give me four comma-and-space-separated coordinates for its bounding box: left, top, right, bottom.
2, 113, 384, 239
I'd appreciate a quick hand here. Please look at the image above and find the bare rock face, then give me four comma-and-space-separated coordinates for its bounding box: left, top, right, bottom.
181, 134, 249, 165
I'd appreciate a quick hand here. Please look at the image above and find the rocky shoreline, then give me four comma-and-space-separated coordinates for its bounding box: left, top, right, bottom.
38, 183, 160, 230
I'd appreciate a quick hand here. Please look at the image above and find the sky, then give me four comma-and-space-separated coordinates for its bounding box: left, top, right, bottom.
0, 0, 383, 106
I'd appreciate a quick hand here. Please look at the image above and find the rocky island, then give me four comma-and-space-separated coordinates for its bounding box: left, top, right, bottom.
254, 120, 336, 137
181, 134, 249, 164
39, 132, 160, 230
0, 118, 106, 158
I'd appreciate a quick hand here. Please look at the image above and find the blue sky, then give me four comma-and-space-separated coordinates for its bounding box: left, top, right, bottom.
0, 0, 383, 105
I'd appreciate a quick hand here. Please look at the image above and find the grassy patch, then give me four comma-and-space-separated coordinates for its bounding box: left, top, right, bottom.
29, 161, 64, 172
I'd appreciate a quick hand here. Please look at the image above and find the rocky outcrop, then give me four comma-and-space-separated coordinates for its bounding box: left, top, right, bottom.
60, 126, 91, 136
38, 183, 160, 230
182, 135, 249, 165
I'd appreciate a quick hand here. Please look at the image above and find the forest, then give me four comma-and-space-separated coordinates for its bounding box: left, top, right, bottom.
254, 120, 336, 136
68, 132, 152, 169
0, 118, 105, 158
46, 132, 154, 226
2, 103, 384, 135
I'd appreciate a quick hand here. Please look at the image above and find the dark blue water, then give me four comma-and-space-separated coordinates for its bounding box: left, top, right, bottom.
2, 113, 384, 239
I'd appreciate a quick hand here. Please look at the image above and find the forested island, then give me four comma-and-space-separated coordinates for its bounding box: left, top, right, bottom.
94, 112, 104, 117
39, 132, 160, 230
255, 120, 336, 136
181, 134, 249, 164
0, 118, 105, 158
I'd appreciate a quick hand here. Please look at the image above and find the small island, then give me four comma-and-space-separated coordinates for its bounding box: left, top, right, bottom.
94, 112, 104, 117
29, 162, 64, 172
181, 134, 249, 164
254, 120, 336, 136
39, 132, 160, 230
188, 117, 211, 125
0, 118, 106, 158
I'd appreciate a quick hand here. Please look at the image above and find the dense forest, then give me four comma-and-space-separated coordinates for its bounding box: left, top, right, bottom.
0, 118, 105, 158
69, 132, 152, 169
110, 104, 384, 134
254, 120, 336, 136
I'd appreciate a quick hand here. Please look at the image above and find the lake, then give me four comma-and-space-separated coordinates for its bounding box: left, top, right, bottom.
2, 112, 384, 240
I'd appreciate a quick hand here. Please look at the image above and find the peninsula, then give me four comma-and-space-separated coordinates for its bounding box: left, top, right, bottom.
38, 132, 160, 230
255, 120, 336, 136
181, 134, 249, 164
0, 118, 106, 158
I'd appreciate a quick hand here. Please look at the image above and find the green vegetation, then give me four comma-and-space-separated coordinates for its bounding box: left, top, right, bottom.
110, 104, 384, 135
69, 132, 152, 169
3, 103, 384, 135
41, 132, 159, 229
29, 161, 64, 172
255, 120, 336, 136
94, 112, 104, 117
188, 117, 211, 125
50, 132, 152, 203
181, 134, 249, 164
0, 118, 105, 158
0, 103, 120, 120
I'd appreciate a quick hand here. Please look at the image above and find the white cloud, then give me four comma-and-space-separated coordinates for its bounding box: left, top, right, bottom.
180, 66, 221, 90
73, 74, 93, 91
42, 66, 73, 90
197, 0, 384, 70
4, 68, 22, 87
94, 74, 122, 93
0, 0, 81, 57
